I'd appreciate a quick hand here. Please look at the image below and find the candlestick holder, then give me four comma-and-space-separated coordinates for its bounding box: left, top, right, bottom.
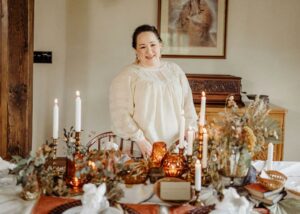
75, 131, 80, 151
190, 189, 204, 207
201, 168, 211, 186
198, 125, 204, 160
52, 138, 58, 160
185, 155, 194, 183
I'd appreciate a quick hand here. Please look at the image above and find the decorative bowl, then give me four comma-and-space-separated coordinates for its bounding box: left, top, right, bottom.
257, 170, 287, 191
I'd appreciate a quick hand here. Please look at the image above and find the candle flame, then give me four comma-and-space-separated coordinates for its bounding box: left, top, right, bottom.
201, 91, 206, 97
76, 90, 80, 96
54, 98, 58, 104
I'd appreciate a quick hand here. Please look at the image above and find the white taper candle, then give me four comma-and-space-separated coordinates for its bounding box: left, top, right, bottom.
179, 110, 185, 148
195, 159, 202, 191
199, 91, 206, 126
202, 128, 208, 168
266, 143, 273, 170
187, 126, 194, 156
75, 91, 81, 132
53, 99, 59, 139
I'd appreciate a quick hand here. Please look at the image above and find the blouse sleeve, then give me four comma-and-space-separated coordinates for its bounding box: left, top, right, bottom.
174, 64, 198, 129
109, 68, 146, 141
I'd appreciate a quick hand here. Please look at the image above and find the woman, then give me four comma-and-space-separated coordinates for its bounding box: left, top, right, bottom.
109, 24, 197, 157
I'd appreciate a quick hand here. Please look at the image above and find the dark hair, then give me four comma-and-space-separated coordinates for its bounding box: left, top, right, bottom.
132, 24, 162, 49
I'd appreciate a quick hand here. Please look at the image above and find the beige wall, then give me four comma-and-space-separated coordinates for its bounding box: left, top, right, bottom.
33, 0, 300, 160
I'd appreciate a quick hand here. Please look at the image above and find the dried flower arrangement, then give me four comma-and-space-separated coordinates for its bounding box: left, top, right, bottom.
63, 127, 124, 203
10, 140, 61, 199
206, 96, 280, 188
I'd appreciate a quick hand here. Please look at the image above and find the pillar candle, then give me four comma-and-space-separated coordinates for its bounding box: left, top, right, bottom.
199, 91, 206, 126
195, 159, 201, 191
75, 91, 81, 132
266, 143, 273, 170
179, 110, 185, 148
202, 128, 208, 168
53, 99, 59, 139
187, 126, 194, 156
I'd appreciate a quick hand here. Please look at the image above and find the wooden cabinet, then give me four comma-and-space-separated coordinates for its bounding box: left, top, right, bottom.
195, 104, 287, 161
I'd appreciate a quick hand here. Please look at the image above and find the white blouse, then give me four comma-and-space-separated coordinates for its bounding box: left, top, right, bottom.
109, 61, 197, 147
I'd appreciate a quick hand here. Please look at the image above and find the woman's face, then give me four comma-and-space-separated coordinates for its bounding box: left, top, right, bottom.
135, 31, 162, 67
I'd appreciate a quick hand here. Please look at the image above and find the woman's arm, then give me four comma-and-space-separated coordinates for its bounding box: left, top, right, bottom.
109, 69, 152, 156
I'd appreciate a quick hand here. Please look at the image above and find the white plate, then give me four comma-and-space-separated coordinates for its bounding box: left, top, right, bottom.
62, 206, 122, 214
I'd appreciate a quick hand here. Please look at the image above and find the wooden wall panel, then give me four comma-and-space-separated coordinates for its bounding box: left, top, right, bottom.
0, 0, 33, 158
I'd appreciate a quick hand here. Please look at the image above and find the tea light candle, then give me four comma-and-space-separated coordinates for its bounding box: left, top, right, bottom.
179, 110, 185, 148
187, 126, 194, 156
75, 91, 81, 132
195, 159, 201, 191
199, 91, 206, 126
266, 143, 273, 170
53, 99, 59, 139
202, 128, 208, 168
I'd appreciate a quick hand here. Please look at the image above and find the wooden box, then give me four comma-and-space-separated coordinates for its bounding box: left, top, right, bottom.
186, 74, 244, 106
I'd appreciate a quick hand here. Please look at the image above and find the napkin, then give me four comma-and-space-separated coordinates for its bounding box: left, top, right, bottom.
0, 157, 16, 171
80, 183, 109, 214
210, 187, 256, 214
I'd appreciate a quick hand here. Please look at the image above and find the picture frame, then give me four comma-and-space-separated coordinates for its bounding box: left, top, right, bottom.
158, 0, 228, 58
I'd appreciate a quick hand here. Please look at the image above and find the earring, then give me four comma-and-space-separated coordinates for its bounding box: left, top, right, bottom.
136, 54, 140, 64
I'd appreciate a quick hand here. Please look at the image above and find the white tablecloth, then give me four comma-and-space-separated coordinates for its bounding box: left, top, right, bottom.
1, 161, 300, 214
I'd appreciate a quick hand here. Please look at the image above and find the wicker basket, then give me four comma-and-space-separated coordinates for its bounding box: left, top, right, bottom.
257, 170, 287, 191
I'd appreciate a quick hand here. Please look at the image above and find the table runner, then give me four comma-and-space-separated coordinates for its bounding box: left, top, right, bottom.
31, 196, 198, 214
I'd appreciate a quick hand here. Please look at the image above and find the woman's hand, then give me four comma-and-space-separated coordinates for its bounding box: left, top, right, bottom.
136, 139, 152, 158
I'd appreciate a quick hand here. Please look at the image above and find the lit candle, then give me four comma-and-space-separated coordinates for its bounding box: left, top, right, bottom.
202, 128, 208, 168
266, 143, 273, 170
73, 177, 79, 187
195, 159, 201, 191
199, 91, 206, 126
187, 126, 194, 156
179, 110, 185, 148
88, 161, 97, 171
75, 91, 81, 132
53, 99, 59, 139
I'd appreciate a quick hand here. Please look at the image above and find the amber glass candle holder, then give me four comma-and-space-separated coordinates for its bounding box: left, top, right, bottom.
162, 149, 186, 177
150, 141, 167, 168
66, 153, 85, 188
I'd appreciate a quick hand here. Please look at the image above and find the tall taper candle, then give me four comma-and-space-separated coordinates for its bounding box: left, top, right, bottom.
195, 159, 201, 191
53, 99, 59, 139
202, 128, 208, 168
187, 126, 194, 156
266, 143, 273, 170
179, 110, 185, 148
75, 91, 81, 132
199, 91, 206, 126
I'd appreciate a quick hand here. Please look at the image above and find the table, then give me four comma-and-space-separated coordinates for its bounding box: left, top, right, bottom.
1, 161, 300, 214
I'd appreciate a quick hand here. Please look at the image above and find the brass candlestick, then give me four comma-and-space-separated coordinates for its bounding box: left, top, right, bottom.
190, 189, 204, 207
186, 155, 194, 183
198, 125, 204, 160
52, 138, 58, 159
75, 131, 80, 150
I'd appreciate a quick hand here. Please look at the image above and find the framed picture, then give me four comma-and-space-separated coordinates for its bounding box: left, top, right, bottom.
158, 0, 228, 58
